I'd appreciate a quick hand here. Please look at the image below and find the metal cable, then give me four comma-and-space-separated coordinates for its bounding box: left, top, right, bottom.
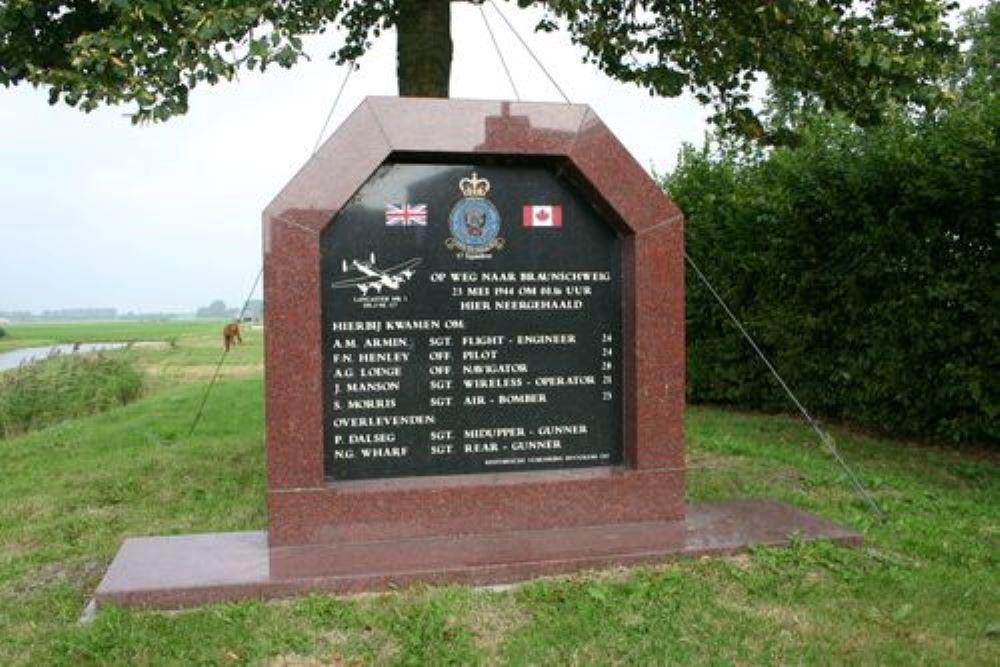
188, 266, 263, 437
191, 56, 356, 437
684, 250, 885, 519
312, 62, 356, 154
479, 3, 521, 100
486, 0, 571, 103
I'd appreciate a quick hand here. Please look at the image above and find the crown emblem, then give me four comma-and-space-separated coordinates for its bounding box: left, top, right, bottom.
459, 172, 491, 198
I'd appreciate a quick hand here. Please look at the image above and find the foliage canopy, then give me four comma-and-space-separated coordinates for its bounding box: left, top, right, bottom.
0, 0, 960, 133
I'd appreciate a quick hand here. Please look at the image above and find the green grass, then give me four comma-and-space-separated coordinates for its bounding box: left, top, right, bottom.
0, 320, 222, 352
0, 320, 263, 392
0, 321, 997, 665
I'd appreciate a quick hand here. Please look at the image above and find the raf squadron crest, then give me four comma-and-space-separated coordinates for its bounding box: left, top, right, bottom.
446, 172, 504, 259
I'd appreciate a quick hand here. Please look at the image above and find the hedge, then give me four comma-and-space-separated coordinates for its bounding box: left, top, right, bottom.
666, 103, 998, 445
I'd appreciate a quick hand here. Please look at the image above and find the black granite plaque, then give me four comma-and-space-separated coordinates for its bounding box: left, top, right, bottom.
321, 161, 622, 480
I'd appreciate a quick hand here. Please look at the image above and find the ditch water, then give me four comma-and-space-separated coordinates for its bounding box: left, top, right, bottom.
0, 342, 129, 372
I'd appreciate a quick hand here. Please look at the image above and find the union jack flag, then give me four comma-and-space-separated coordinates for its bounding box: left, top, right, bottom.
385, 203, 428, 226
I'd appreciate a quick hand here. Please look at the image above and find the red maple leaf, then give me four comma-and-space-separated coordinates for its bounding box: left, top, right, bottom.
536, 209, 550, 221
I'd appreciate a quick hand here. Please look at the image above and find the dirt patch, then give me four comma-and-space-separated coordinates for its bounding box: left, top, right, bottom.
687, 452, 743, 470
179, 365, 263, 380
316, 624, 400, 665
688, 452, 804, 488
145, 364, 263, 381
753, 602, 813, 633
465, 591, 532, 653
11, 556, 108, 597
564, 565, 634, 585
129, 341, 171, 350
726, 554, 754, 570
267, 653, 336, 667
267, 655, 339, 667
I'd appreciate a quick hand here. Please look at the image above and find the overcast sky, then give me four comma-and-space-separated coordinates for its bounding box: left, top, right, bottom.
0, 2, 979, 314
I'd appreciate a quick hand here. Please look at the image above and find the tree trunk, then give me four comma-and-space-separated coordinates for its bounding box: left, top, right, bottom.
397, 0, 452, 97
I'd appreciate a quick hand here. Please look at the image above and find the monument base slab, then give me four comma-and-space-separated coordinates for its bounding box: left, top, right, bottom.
94, 500, 861, 610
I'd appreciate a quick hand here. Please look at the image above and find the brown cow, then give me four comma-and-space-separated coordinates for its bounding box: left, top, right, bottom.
223, 321, 243, 352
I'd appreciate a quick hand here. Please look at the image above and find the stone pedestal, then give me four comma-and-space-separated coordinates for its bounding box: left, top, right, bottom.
263, 98, 686, 555
95, 500, 861, 609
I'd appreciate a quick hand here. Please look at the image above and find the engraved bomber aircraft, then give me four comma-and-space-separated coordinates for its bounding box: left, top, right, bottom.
330, 253, 422, 296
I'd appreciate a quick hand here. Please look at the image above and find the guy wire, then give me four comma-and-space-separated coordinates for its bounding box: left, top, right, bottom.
486, 0, 572, 103
191, 53, 357, 438
684, 250, 885, 519
479, 3, 521, 101
188, 267, 263, 437
312, 62, 356, 155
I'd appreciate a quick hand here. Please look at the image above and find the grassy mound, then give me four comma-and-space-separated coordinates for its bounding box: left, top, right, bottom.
0, 353, 143, 438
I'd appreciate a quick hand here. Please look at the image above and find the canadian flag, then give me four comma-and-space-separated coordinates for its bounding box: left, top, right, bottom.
523, 205, 563, 228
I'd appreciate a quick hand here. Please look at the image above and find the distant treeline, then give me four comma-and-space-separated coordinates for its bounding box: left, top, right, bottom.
195, 299, 263, 320
0, 309, 183, 322
2, 298, 264, 323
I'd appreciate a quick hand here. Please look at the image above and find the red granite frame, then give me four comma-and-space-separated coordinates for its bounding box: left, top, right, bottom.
263, 97, 685, 549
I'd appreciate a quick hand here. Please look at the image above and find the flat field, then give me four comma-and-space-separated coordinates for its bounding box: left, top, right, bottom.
0, 320, 221, 352
0, 321, 996, 665
0, 320, 261, 388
